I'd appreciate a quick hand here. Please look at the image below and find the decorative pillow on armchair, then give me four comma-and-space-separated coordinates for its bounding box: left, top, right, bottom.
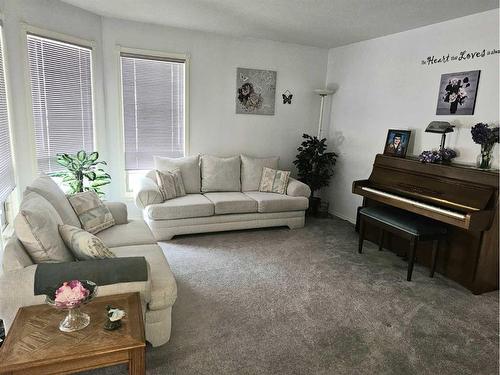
59, 224, 115, 260
155, 168, 186, 201
259, 167, 291, 195
67, 191, 115, 234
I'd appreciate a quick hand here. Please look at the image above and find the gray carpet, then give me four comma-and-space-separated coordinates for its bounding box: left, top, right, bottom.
84, 217, 499, 375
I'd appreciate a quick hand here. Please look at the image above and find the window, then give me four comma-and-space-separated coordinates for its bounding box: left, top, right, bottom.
120, 53, 185, 171
0, 25, 15, 207
27, 34, 94, 174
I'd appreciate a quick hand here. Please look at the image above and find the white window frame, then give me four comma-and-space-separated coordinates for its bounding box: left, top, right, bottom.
22, 24, 99, 177
116, 46, 190, 196
0, 16, 19, 236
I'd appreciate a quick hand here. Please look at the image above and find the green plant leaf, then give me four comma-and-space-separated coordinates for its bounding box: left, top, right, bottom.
88, 151, 99, 163
84, 171, 97, 181
76, 150, 87, 162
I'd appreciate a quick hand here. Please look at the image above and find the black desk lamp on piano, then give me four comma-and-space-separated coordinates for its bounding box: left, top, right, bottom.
425, 121, 455, 151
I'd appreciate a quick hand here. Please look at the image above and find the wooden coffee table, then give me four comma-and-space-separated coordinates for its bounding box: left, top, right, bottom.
0, 292, 145, 375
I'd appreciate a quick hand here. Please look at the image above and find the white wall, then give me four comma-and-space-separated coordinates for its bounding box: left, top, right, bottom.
100, 18, 328, 205
325, 9, 500, 223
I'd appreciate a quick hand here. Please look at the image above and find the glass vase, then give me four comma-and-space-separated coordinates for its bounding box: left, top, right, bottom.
59, 306, 90, 332
478, 144, 493, 169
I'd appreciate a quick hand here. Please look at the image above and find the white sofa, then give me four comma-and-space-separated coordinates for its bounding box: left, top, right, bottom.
0, 176, 177, 347
135, 154, 311, 241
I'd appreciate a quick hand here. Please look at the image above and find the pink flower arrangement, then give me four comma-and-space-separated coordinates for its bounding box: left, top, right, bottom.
54, 280, 90, 308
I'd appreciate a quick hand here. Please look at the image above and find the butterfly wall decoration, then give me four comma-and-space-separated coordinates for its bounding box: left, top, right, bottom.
282, 90, 293, 104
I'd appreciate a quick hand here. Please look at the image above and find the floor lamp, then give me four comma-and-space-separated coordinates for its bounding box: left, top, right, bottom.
313, 89, 334, 138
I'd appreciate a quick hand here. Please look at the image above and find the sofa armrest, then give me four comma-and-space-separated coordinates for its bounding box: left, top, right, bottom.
287, 178, 311, 198
134, 174, 163, 210
104, 201, 128, 224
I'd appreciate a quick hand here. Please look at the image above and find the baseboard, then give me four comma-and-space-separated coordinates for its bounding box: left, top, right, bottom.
328, 210, 356, 225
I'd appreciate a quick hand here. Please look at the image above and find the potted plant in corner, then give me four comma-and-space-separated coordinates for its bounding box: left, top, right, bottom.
293, 134, 337, 215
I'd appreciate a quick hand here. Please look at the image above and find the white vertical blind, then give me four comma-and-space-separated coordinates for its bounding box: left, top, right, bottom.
27, 34, 94, 173
121, 53, 185, 170
0, 26, 15, 203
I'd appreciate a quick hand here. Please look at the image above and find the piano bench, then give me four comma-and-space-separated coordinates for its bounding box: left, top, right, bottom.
358, 205, 447, 281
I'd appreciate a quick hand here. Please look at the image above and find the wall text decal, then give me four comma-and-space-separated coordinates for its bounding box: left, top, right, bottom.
421, 48, 500, 66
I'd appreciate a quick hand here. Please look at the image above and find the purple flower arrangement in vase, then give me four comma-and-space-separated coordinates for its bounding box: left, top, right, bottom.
471, 123, 499, 169
418, 148, 457, 164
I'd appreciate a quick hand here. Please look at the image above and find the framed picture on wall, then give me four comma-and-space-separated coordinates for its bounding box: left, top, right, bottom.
435, 70, 480, 115
383, 129, 411, 158
236, 67, 277, 115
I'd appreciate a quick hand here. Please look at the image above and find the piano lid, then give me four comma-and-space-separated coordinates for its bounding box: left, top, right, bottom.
367, 154, 498, 212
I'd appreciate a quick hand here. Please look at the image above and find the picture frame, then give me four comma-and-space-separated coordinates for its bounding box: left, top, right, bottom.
383, 129, 411, 158
435, 70, 480, 115
236, 67, 277, 115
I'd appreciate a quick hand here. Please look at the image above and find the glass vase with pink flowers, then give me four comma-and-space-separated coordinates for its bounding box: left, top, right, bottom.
46, 280, 98, 332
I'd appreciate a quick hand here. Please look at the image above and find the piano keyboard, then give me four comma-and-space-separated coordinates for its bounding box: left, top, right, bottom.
361, 187, 466, 220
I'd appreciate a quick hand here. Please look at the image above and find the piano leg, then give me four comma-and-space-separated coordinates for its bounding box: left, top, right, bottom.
378, 230, 384, 251
430, 239, 439, 278
358, 218, 366, 254
407, 239, 418, 281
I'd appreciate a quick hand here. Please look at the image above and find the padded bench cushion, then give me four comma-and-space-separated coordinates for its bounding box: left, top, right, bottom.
243, 192, 309, 213
146, 194, 215, 220
203, 192, 258, 215
360, 206, 447, 236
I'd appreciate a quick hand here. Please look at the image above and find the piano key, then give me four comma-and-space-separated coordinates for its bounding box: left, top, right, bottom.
361, 186, 466, 220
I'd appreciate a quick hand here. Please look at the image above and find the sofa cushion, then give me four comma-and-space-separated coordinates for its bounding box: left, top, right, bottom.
201, 155, 240, 192
240, 155, 279, 191
204, 192, 258, 215
14, 191, 74, 263
145, 194, 214, 220
26, 175, 81, 227
68, 191, 115, 234
111, 244, 177, 310
154, 155, 201, 194
243, 192, 308, 213
95, 219, 156, 248
59, 224, 116, 260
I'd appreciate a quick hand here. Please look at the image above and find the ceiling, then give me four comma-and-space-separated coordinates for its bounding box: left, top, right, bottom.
60, 0, 499, 48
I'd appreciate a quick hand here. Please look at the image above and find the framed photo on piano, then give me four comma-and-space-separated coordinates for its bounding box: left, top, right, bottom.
383, 129, 411, 158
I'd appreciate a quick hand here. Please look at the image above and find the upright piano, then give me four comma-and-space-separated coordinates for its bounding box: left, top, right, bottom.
353, 154, 499, 294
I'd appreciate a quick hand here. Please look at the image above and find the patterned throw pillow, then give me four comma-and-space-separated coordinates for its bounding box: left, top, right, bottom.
259, 167, 291, 195
155, 168, 186, 201
67, 191, 115, 234
59, 224, 115, 260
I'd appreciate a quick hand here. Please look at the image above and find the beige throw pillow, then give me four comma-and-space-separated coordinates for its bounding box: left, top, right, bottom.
67, 191, 115, 234
155, 169, 186, 201
59, 224, 115, 260
14, 191, 74, 263
259, 167, 291, 195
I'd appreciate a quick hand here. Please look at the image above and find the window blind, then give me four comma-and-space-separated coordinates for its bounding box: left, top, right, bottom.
27, 34, 94, 173
0, 26, 15, 203
121, 54, 185, 170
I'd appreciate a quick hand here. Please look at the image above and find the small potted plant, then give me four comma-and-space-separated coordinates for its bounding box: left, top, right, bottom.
293, 134, 337, 215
